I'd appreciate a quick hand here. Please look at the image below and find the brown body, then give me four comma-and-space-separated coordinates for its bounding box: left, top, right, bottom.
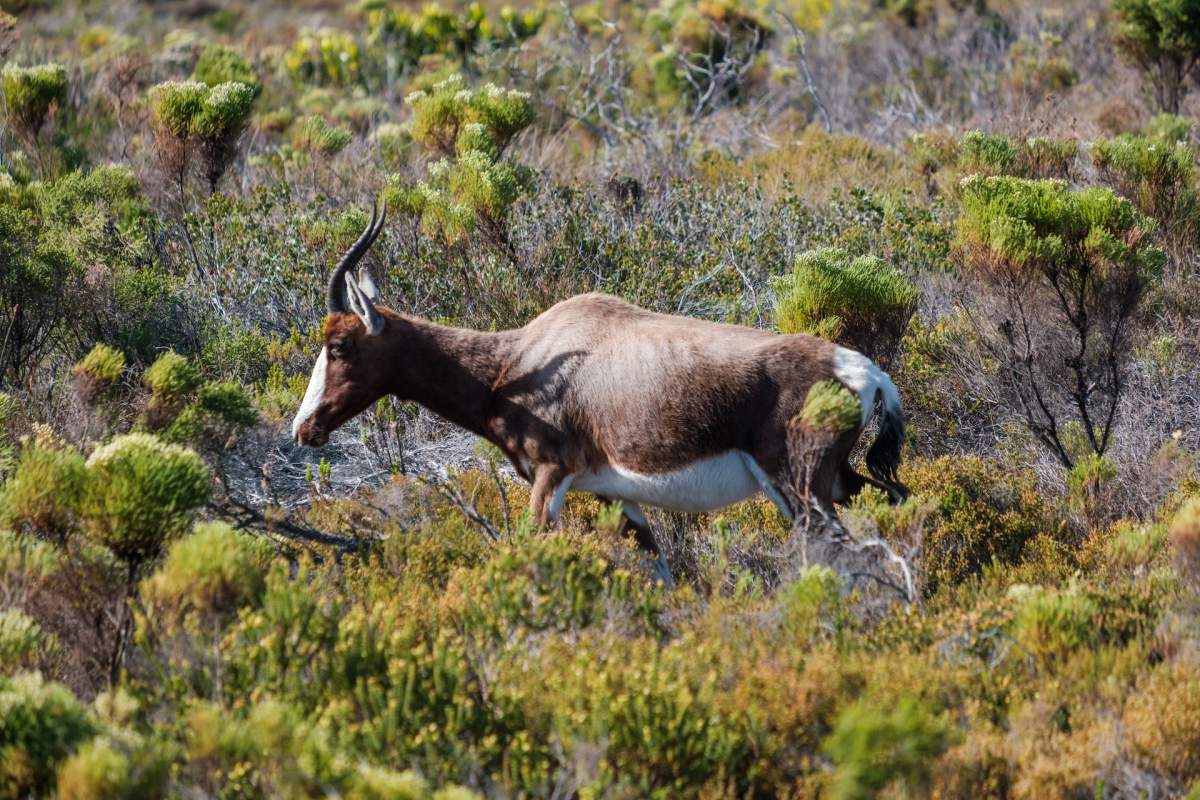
293, 205, 907, 567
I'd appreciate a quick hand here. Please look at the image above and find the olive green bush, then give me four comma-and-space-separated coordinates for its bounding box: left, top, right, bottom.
191, 43, 260, 97
141, 521, 269, 630
0, 608, 49, 673
954, 175, 1163, 467
902, 456, 1069, 597
799, 379, 861, 433
55, 733, 174, 800
0, 444, 86, 540
0, 671, 97, 799
1, 62, 67, 140
1112, 0, 1200, 112
81, 433, 210, 565
958, 130, 1078, 180
1092, 133, 1198, 249
824, 695, 954, 800
148, 79, 256, 192
390, 75, 535, 250
72, 344, 126, 405
772, 246, 918, 366
292, 114, 353, 155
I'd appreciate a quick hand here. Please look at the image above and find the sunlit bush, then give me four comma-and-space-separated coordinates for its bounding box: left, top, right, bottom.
141, 521, 269, 630
1092, 133, 1198, 248
293, 114, 353, 155
1123, 660, 1200, 784
1, 62, 67, 140
55, 733, 174, 800
72, 343, 125, 404
148, 80, 256, 192
955, 175, 1163, 467
958, 130, 1077, 179
1008, 582, 1098, 661
286, 28, 361, 86
81, 433, 210, 565
902, 456, 1068, 596
773, 246, 918, 366
0, 671, 97, 799
0, 444, 86, 540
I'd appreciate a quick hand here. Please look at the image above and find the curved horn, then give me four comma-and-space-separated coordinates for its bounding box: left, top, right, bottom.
327, 199, 388, 313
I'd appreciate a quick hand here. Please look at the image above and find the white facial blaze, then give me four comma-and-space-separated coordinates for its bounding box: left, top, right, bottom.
291, 347, 328, 441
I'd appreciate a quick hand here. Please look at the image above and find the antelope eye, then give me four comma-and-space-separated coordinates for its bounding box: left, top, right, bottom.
328, 340, 349, 359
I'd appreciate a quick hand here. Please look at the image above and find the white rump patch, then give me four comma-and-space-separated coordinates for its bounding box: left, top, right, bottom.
291, 347, 328, 440
832, 346, 900, 428
572, 451, 762, 513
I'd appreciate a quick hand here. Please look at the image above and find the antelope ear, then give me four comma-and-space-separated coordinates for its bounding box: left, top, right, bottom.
345, 272, 384, 336
357, 270, 381, 302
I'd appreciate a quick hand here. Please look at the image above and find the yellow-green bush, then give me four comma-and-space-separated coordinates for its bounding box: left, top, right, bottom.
0, 671, 97, 799
1092, 133, 1198, 247
141, 521, 270, 630
81, 433, 210, 564
0, 608, 50, 673
1, 62, 67, 138
0, 444, 86, 539
286, 28, 361, 87
902, 456, 1068, 596
823, 694, 955, 800
772, 246, 918, 365
55, 733, 174, 800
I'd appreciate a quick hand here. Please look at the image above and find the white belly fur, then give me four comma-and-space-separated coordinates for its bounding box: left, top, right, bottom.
572, 451, 762, 513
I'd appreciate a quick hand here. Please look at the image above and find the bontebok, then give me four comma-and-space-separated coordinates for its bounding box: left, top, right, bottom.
293, 202, 908, 568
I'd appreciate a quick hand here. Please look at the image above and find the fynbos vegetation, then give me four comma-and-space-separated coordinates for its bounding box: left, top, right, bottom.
2, 0, 1200, 797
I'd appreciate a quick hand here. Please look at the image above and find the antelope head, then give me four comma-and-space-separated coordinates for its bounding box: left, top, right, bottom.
292, 202, 393, 447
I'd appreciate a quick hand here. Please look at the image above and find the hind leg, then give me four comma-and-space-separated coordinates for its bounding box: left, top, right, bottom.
595, 495, 673, 587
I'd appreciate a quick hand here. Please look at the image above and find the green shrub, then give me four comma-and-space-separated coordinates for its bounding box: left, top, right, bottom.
1091, 133, 1198, 247
55, 734, 174, 800
772, 246, 918, 366
0, 671, 97, 799
371, 122, 412, 166
0, 608, 49, 673
957, 130, 1077, 179
293, 115, 353, 155
955, 176, 1163, 466
148, 80, 208, 138
2, 63, 67, 138
81, 433, 211, 564
391, 75, 535, 248
799, 380, 861, 433
72, 343, 125, 403
1144, 111, 1194, 143
148, 80, 255, 191
823, 695, 954, 800
902, 456, 1068, 596
191, 43, 260, 96
780, 564, 845, 641
143, 350, 201, 404
0, 444, 86, 539
1112, 0, 1200, 112
1008, 582, 1099, 660
1065, 452, 1118, 525
164, 381, 257, 446
142, 522, 269, 629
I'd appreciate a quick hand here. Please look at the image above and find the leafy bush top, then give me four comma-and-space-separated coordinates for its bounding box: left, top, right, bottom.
406, 74, 534, 158
0, 671, 97, 798
772, 246, 918, 364
73, 343, 125, 385
82, 433, 211, 564
142, 521, 270, 627
149, 80, 255, 142
143, 351, 201, 401
2, 62, 67, 135
955, 175, 1163, 283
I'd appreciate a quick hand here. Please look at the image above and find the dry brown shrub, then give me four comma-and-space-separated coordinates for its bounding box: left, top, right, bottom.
1122, 661, 1200, 786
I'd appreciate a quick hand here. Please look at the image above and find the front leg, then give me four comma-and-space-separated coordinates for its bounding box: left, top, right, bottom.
529, 464, 572, 528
